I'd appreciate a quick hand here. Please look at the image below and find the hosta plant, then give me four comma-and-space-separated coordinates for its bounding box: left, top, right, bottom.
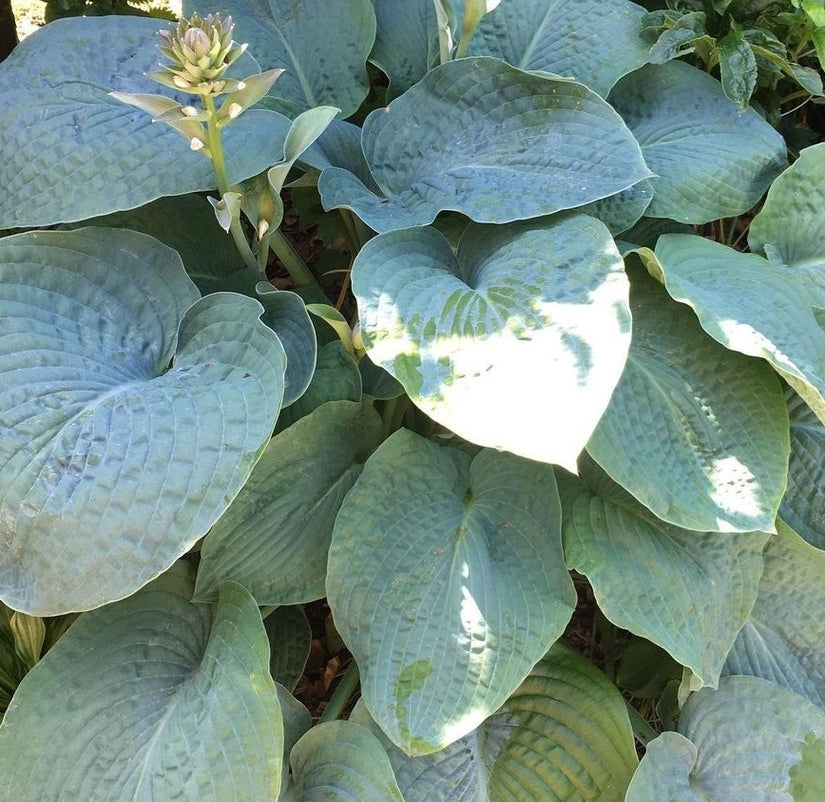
0, 0, 824, 798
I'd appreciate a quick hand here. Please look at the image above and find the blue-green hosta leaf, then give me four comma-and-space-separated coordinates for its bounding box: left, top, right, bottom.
353, 216, 631, 470
369, 0, 440, 99
580, 179, 654, 236
352, 641, 637, 801
187, 0, 376, 118
466, 0, 650, 96
290, 720, 405, 801
63, 194, 244, 286
723, 522, 825, 709
0, 563, 284, 801
326, 429, 576, 755
277, 341, 363, 431
625, 676, 825, 801
749, 142, 825, 307
609, 61, 787, 224
655, 232, 825, 426
559, 458, 768, 688
265, 606, 312, 693
0, 17, 293, 228
0, 228, 286, 615
319, 57, 650, 233
587, 263, 788, 533
781, 388, 825, 549
195, 401, 384, 605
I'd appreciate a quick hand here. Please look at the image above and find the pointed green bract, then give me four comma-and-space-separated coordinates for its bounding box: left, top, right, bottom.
587, 264, 788, 533
0, 17, 292, 228
559, 459, 767, 688
467, 0, 650, 96
749, 142, 825, 307
626, 676, 825, 801
0, 228, 285, 614
353, 216, 631, 470
327, 429, 575, 755
0, 564, 284, 801
654, 232, 825, 426
724, 522, 825, 709
194, 401, 383, 604
319, 57, 650, 233
353, 642, 637, 801
609, 61, 787, 223
290, 720, 405, 800
782, 388, 825, 549
186, 0, 376, 117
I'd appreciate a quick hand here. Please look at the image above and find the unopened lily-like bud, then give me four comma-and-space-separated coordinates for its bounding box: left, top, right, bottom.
149, 13, 247, 96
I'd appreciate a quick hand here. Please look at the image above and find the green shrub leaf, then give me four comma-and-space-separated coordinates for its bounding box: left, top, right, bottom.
289, 720, 405, 800
0, 17, 292, 228
0, 228, 285, 614
467, 0, 650, 96
724, 522, 825, 709
625, 676, 825, 800
352, 216, 631, 470
587, 263, 789, 533
265, 606, 312, 693
0, 563, 284, 801
195, 401, 383, 605
749, 142, 825, 307
319, 57, 650, 233
654, 232, 825, 426
609, 61, 787, 223
353, 641, 638, 801
559, 458, 768, 688
327, 430, 575, 755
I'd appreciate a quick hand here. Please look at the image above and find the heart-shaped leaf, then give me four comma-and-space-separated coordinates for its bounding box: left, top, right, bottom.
195, 400, 384, 605
0, 228, 285, 614
187, 0, 376, 117
0, 563, 284, 800
654, 232, 825, 426
0, 17, 293, 228
559, 457, 768, 689
749, 142, 825, 307
353, 216, 631, 470
609, 61, 787, 223
466, 0, 650, 96
587, 262, 788, 533
326, 429, 576, 755
724, 521, 825, 710
625, 676, 825, 800
319, 57, 650, 233
781, 387, 825, 549
353, 641, 638, 801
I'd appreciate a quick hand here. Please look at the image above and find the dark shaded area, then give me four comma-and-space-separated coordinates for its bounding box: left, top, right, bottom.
0, 0, 19, 61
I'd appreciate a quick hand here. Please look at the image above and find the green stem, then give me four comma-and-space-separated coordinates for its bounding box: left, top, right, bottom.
269, 229, 326, 298
624, 700, 659, 747
319, 660, 360, 723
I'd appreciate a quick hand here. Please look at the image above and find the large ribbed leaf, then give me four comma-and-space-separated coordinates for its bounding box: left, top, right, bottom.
0, 17, 292, 228
559, 458, 767, 689
724, 522, 825, 710
609, 61, 787, 223
655, 232, 825, 425
781, 388, 825, 549
0, 228, 285, 614
353, 641, 638, 801
319, 57, 650, 233
467, 0, 650, 96
187, 0, 375, 117
326, 429, 575, 755
749, 142, 825, 307
289, 720, 405, 801
194, 401, 383, 605
587, 263, 788, 533
625, 676, 825, 801
0, 564, 284, 801
352, 216, 631, 470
